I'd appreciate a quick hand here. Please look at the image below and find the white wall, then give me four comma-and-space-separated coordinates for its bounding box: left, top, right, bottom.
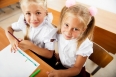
76, 0, 116, 13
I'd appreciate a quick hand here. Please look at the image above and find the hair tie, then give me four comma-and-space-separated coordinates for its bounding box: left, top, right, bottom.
65, 0, 76, 8
89, 7, 98, 16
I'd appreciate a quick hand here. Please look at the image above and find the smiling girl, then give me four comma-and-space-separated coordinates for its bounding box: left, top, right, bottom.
47, 0, 97, 76
5, 0, 57, 68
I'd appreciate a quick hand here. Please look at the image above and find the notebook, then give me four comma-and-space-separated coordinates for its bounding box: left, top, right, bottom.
0, 45, 40, 77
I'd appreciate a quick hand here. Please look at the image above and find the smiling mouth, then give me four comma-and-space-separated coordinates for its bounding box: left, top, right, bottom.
65, 34, 72, 38
32, 22, 38, 24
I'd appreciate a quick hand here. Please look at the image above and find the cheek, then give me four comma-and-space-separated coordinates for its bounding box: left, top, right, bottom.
39, 16, 44, 22
73, 32, 81, 38
61, 26, 65, 33
38, 14, 46, 22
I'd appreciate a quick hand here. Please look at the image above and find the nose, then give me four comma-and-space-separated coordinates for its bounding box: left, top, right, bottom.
31, 14, 37, 21
66, 28, 72, 35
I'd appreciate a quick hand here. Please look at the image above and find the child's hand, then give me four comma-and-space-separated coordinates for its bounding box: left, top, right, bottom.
10, 38, 22, 53
47, 70, 62, 77
18, 40, 33, 51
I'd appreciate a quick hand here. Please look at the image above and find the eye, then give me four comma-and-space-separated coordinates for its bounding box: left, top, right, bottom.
26, 12, 31, 15
65, 23, 69, 27
36, 12, 41, 15
73, 28, 78, 31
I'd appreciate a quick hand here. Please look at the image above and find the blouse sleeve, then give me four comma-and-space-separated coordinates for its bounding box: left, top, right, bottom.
11, 14, 26, 31
76, 38, 93, 57
47, 12, 53, 23
44, 28, 58, 50
43, 13, 58, 50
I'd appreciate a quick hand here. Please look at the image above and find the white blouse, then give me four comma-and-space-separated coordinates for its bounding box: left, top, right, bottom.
57, 34, 93, 68
11, 13, 57, 50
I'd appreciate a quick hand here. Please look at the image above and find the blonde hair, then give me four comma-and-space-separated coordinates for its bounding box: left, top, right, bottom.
58, 3, 95, 48
19, 0, 47, 40
20, 0, 47, 10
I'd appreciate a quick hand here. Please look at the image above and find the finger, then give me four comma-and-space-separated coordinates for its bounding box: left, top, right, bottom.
48, 73, 54, 77
11, 46, 15, 53
12, 44, 18, 53
11, 47, 13, 53
46, 71, 50, 75
18, 38, 23, 42
13, 40, 19, 52
10, 40, 18, 53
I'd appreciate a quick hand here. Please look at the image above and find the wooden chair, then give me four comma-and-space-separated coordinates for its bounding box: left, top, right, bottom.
89, 42, 113, 75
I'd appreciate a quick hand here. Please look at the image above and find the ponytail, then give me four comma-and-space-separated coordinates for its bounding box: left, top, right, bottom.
58, 6, 68, 34
24, 19, 30, 40
84, 16, 95, 40
77, 17, 95, 48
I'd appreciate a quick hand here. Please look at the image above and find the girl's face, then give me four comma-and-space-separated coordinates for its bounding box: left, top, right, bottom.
22, 2, 47, 27
61, 14, 86, 40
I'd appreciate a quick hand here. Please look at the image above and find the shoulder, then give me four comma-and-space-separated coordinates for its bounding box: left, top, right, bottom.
43, 14, 57, 33
15, 14, 25, 26
41, 13, 58, 38
57, 34, 63, 41
47, 13, 53, 23
11, 14, 26, 31
43, 24, 57, 34
43, 12, 57, 29
42, 25, 58, 40
80, 38, 93, 48
18, 14, 24, 21
76, 38, 93, 57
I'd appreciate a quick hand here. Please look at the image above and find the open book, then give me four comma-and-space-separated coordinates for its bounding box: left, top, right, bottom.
0, 45, 40, 77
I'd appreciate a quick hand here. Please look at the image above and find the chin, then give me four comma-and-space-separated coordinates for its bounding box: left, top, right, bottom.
64, 36, 72, 40
62, 34, 71, 40
65, 38, 71, 40
31, 24, 39, 27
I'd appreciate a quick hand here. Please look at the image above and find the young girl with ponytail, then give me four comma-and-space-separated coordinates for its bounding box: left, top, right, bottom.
47, 0, 97, 76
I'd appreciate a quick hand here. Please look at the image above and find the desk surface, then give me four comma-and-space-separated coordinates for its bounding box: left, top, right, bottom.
0, 27, 53, 77
0, 0, 19, 8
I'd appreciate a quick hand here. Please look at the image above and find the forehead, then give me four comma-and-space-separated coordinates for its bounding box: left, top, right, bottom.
21, 2, 46, 12
63, 13, 83, 28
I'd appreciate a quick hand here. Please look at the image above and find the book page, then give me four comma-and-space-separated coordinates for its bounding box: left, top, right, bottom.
0, 45, 40, 77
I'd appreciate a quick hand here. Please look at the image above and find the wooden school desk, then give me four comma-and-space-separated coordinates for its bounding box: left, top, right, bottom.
0, 27, 54, 77
48, 8, 116, 54
0, 0, 19, 8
